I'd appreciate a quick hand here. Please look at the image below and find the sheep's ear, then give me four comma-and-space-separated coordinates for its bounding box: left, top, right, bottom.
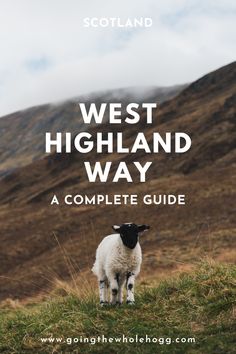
112, 225, 120, 233
138, 224, 150, 232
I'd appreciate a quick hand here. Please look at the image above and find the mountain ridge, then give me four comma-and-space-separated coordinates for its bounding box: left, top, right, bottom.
0, 84, 186, 178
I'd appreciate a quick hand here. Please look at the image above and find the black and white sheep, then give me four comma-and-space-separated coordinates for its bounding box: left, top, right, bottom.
92, 223, 150, 305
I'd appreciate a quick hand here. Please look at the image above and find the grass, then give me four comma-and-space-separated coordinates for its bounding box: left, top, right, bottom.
0, 261, 235, 354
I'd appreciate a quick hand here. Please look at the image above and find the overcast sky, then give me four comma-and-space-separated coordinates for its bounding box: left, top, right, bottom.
0, 0, 235, 116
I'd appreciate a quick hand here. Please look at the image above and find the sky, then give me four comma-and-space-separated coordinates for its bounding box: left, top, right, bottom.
0, 0, 235, 116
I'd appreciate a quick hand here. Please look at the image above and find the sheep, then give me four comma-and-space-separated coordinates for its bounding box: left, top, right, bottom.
92, 223, 150, 305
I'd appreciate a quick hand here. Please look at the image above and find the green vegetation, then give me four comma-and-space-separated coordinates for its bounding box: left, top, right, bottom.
0, 261, 235, 354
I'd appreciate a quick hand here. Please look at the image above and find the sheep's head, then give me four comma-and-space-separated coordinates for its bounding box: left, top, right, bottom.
112, 223, 150, 249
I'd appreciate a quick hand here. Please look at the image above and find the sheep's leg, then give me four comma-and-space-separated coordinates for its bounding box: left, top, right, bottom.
109, 273, 119, 305
126, 272, 135, 304
118, 278, 125, 304
104, 278, 109, 303
98, 277, 108, 305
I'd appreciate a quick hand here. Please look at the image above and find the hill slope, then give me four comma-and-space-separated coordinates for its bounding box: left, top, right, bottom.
0, 85, 185, 178
0, 62, 235, 300
0, 262, 235, 354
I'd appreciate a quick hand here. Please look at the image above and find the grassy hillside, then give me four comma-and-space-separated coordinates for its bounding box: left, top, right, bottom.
0, 62, 235, 301
0, 261, 235, 354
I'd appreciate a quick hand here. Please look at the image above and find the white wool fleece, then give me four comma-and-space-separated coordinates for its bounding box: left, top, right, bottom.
92, 233, 142, 279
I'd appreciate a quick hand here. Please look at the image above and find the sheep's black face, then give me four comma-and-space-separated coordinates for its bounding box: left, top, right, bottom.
112, 223, 150, 249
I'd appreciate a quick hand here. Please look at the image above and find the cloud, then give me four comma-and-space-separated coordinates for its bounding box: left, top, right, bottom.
0, 0, 235, 116
25, 57, 52, 73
